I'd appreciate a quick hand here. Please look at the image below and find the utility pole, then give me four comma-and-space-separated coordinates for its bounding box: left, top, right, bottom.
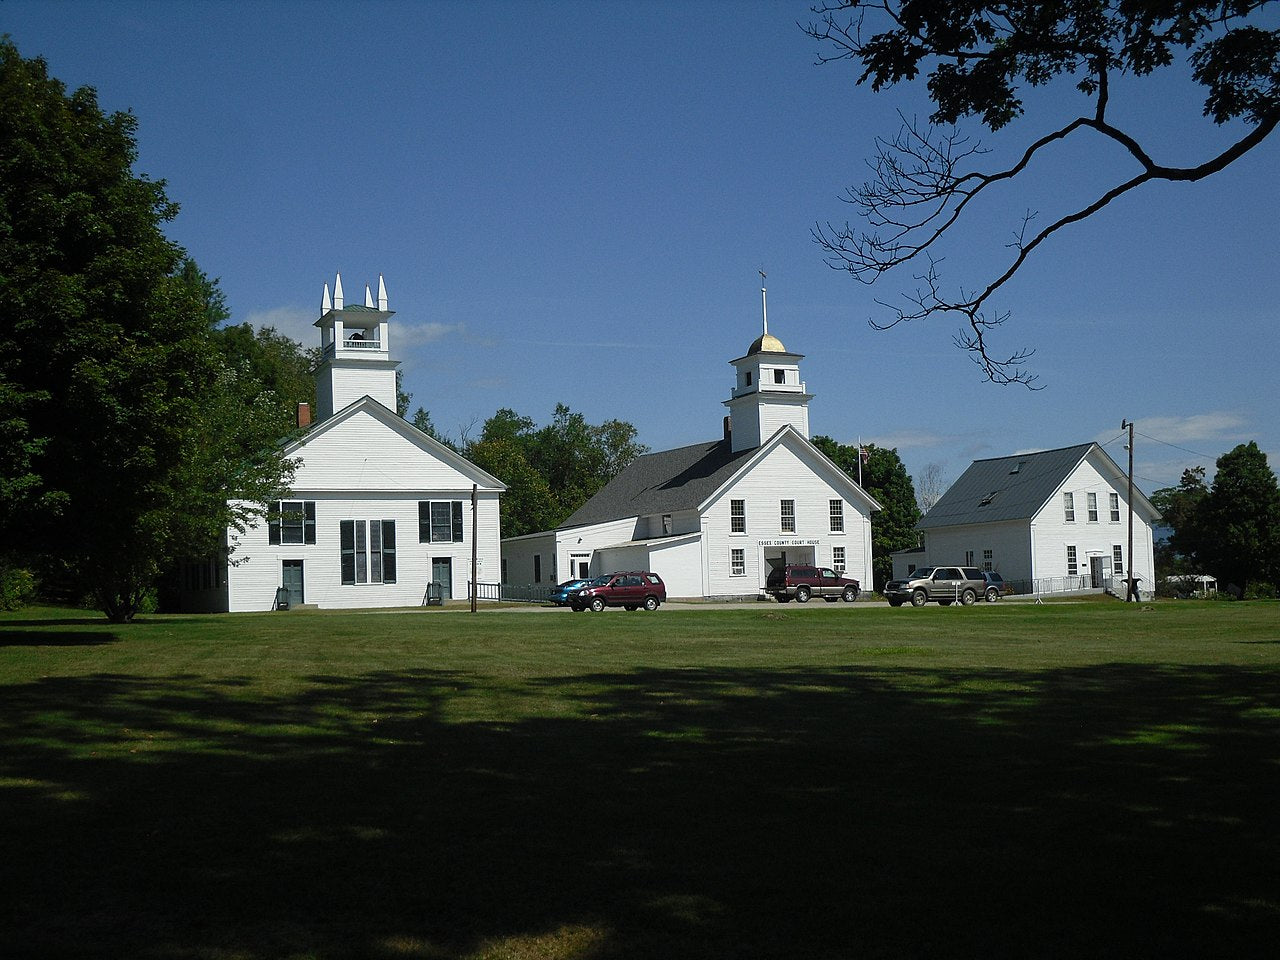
1121, 420, 1136, 602
470, 483, 478, 613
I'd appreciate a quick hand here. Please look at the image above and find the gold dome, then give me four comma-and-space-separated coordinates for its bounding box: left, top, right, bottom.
749, 332, 787, 354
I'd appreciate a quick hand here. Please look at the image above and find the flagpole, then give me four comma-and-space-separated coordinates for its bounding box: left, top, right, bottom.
857, 436, 863, 487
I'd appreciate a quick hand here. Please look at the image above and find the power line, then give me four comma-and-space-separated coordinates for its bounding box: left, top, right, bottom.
1134, 431, 1217, 463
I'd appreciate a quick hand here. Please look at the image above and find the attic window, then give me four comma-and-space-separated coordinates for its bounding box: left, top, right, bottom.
979, 491, 998, 506
1009, 461, 1024, 474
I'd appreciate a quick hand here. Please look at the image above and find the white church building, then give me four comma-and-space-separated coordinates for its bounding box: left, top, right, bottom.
502, 302, 881, 599
178, 275, 505, 612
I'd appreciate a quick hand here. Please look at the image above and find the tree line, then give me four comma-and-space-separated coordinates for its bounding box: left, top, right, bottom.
1152, 442, 1280, 597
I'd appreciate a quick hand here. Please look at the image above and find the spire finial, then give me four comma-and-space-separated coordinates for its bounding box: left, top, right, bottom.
364, 284, 374, 308
377, 274, 388, 310
322, 282, 332, 313
333, 272, 344, 310
759, 268, 768, 336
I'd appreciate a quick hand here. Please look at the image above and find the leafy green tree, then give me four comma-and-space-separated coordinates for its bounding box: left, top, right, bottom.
410, 406, 457, 450
806, 2, 1280, 384
0, 41, 292, 621
812, 437, 920, 589
1198, 443, 1280, 593
1150, 466, 1209, 578
463, 404, 647, 538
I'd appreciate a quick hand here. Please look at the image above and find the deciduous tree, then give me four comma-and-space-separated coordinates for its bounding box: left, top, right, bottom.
805, 1, 1280, 384
1198, 442, 1280, 592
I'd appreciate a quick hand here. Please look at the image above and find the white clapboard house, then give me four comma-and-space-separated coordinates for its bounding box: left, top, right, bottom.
502, 310, 880, 599
178, 275, 505, 612
892, 443, 1160, 598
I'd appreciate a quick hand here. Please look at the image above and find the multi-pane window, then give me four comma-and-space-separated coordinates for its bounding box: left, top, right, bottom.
1113, 544, 1124, 575
1066, 544, 1078, 576
730, 548, 745, 577
829, 499, 844, 532
780, 499, 796, 533
340, 520, 396, 585
269, 500, 316, 545
965, 550, 975, 566
832, 546, 845, 574
1063, 492, 1075, 522
1087, 492, 1098, 522
730, 499, 746, 533
982, 549, 993, 572
1109, 492, 1121, 522
419, 500, 464, 543
534, 554, 542, 583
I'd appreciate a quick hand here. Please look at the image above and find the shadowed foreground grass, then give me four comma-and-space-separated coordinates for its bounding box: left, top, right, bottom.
2, 602, 1279, 958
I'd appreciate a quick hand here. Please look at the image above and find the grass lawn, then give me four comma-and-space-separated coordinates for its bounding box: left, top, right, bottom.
2, 600, 1279, 959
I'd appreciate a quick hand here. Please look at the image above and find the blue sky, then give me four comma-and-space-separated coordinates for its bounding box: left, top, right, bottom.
7, 0, 1278, 496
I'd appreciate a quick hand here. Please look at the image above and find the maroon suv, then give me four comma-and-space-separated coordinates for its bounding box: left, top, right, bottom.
570, 571, 667, 612
766, 564, 860, 603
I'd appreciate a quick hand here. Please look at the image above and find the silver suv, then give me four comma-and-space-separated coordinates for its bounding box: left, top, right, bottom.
884, 566, 987, 607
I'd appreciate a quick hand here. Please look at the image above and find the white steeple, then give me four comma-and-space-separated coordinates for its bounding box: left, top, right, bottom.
313, 271, 398, 421
722, 282, 812, 453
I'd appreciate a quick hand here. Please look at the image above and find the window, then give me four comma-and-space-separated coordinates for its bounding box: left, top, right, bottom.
730, 499, 746, 533
773, 368, 786, 384
534, 554, 542, 583
501, 558, 508, 583
662, 514, 672, 535
1066, 545, 1078, 577
745, 371, 752, 387
1063, 492, 1075, 522
730, 548, 745, 577
1109, 492, 1121, 522
982, 549, 994, 572
1113, 544, 1124, 575
832, 546, 845, 574
964, 550, 974, 566
1087, 492, 1098, 522
780, 499, 795, 533
269, 500, 316, 545
340, 520, 396, 584
419, 500, 464, 543
829, 499, 844, 533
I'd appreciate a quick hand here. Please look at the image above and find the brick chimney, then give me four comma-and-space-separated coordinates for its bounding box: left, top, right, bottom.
297, 402, 311, 429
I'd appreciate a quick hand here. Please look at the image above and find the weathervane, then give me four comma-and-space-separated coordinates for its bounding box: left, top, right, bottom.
759, 267, 768, 336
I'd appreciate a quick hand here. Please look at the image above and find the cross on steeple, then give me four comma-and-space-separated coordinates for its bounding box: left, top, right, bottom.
759, 268, 768, 336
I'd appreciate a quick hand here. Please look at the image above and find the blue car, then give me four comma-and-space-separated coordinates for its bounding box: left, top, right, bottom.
548, 578, 591, 606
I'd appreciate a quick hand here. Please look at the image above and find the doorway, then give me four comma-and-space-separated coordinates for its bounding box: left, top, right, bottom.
1089, 556, 1106, 588
282, 560, 305, 606
432, 557, 453, 600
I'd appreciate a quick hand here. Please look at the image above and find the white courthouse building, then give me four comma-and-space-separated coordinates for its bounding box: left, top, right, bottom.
502, 320, 880, 599
178, 275, 505, 612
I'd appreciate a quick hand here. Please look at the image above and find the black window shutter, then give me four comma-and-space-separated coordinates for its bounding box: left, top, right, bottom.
304, 502, 316, 544
452, 501, 464, 542
268, 501, 281, 544
340, 520, 355, 585
382, 520, 397, 583
418, 501, 430, 543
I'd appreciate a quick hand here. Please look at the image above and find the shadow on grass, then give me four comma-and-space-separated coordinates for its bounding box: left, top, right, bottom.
0, 630, 118, 647
2, 663, 1278, 958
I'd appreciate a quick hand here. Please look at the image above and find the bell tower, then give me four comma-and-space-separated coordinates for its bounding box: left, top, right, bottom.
722, 279, 812, 452
313, 273, 400, 420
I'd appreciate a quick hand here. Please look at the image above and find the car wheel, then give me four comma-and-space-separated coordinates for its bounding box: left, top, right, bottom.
960, 589, 977, 606
796, 586, 811, 603
911, 590, 928, 607
986, 587, 1000, 602
777, 596, 791, 603
643, 595, 659, 612
888, 598, 904, 607
841, 586, 858, 603
590, 597, 606, 613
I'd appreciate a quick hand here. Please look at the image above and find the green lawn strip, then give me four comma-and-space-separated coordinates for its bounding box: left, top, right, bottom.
2, 602, 1278, 958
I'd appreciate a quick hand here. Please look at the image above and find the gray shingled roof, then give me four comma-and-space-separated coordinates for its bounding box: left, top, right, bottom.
918, 443, 1096, 530
560, 439, 754, 529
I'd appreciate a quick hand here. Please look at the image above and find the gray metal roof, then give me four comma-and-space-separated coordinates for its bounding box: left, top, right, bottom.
560, 439, 755, 529
917, 443, 1096, 530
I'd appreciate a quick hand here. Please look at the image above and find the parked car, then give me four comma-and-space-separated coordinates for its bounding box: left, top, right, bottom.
569, 571, 667, 612
766, 564, 861, 603
548, 578, 591, 606
883, 566, 986, 607
981, 570, 1007, 602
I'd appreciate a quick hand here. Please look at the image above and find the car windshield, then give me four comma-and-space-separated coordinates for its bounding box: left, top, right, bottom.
911, 567, 936, 579
589, 576, 611, 586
